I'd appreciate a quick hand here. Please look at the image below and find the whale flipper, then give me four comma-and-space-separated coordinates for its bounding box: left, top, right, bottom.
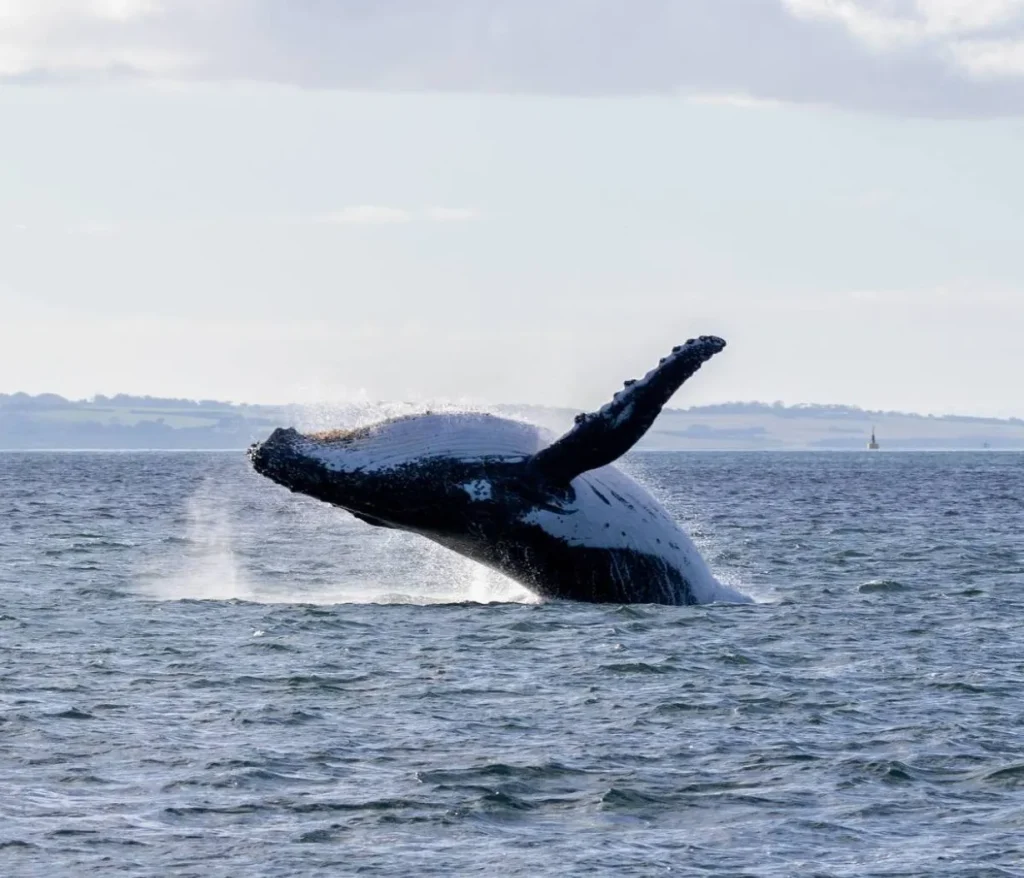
530, 335, 726, 484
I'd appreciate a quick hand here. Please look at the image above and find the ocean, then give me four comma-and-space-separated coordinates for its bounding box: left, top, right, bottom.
2, 450, 1023, 876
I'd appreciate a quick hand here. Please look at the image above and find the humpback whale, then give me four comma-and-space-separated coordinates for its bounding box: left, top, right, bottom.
249, 335, 750, 605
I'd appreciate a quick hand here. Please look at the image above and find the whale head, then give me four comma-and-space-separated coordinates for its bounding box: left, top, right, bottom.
247, 414, 546, 534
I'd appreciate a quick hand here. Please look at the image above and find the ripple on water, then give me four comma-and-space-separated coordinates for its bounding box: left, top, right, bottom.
858, 579, 908, 593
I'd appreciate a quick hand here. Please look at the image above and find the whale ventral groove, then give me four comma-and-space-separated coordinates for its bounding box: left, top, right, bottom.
248, 334, 751, 606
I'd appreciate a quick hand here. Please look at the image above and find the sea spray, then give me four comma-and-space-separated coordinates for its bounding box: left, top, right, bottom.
138, 474, 535, 605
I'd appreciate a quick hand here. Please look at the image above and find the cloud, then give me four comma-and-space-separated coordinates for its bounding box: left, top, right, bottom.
782, 0, 1024, 79
3, 0, 1024, 115
952, 37, 1024, 77
0, 0, 191, 78
318, 206, 413, 226
684, 92, 786, 110
784, 0, 1024, 43
316, 206, 480, 225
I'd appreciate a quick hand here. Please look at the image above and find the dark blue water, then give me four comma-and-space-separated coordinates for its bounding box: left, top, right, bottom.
2, 451, 1023, 876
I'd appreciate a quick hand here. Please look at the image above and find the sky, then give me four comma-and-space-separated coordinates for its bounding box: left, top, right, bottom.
1, 1, 1023, 416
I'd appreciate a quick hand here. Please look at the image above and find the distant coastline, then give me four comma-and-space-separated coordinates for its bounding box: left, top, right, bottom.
2, 392, 1023, 451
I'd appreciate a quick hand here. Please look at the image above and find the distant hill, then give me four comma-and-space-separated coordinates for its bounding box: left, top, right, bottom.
2, 392, 1023, 451
0, 393, 289, 451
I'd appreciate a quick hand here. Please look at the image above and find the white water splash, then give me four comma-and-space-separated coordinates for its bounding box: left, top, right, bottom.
137, 481, 256, 602
137, 479, 537, 606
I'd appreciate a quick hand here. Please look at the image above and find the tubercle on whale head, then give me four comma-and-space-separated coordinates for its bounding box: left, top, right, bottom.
248, 427, 322, 493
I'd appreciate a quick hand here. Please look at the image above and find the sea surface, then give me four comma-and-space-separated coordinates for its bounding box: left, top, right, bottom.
2, 450, 1023, 876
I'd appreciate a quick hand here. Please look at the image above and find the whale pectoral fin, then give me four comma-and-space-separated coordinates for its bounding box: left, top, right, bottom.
529, 335, 726, 483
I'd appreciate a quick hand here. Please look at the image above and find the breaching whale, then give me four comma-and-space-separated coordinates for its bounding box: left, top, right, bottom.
248, 335, 750, 605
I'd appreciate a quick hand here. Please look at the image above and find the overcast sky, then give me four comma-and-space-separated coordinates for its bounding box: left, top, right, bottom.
2, 0, 1023, 415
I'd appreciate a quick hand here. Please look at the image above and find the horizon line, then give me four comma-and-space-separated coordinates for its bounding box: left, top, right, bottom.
2, 390, 1023, 426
